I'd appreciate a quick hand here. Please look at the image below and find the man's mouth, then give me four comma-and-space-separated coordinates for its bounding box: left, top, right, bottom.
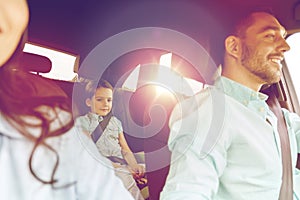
270, 58, 282, 64
269, 56, 283, 68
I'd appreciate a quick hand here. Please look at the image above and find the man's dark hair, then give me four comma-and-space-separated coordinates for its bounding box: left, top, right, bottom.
231, 7, 275, 38
208, 6, 276, 66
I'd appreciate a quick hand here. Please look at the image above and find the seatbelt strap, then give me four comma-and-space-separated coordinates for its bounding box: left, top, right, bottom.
91, 112, 128, 165
266, 91, 293, 200
91, 112, 112, 143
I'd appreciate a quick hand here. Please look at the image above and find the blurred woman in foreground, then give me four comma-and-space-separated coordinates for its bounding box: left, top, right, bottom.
0, 0, 133, 199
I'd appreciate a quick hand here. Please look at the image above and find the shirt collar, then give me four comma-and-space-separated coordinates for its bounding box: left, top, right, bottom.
87, 112, 103, 123
214, 76, 270, 119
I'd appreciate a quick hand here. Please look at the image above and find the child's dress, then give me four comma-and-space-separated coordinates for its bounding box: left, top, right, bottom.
76, 112, 144, 200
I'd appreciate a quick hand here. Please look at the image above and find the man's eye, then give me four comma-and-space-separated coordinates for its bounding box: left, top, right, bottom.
265, 34, 275, 39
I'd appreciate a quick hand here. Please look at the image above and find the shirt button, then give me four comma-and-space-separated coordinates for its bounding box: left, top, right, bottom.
260, 107, 265, 112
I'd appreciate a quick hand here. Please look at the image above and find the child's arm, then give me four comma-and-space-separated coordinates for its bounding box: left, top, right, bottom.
119, 132, 145, 177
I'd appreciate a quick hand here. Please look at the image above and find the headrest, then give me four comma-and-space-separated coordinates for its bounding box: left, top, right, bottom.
18, 52, 52, 73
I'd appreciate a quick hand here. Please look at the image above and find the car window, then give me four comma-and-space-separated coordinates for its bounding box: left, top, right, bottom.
23, 43, 79, 81
283, 32, 300, 113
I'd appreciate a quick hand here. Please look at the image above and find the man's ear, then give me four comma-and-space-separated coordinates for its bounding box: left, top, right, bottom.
85, 98, 92, 107
225, 35, 241, 59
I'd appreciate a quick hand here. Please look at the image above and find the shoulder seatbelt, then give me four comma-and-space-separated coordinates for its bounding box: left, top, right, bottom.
91, 112, 112, 143
91, 112, 127, 165
266, 86, 293, 200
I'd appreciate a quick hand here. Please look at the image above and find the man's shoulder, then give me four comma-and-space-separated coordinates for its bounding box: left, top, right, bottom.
171, 86, 226, 118
169, 87, 212, 128
282, 108, 300, 129
168, 86, 232, 137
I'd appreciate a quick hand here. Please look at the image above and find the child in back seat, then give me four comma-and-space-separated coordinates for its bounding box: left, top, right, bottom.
75, 79, 145, 200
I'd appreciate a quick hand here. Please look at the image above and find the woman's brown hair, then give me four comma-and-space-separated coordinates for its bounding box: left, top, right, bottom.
0, 32, 74, 187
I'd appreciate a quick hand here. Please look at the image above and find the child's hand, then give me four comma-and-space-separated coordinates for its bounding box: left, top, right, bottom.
128, 164, 145, 179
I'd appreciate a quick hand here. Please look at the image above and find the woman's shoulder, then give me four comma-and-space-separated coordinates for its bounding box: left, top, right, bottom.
53, 126, 111, 164
0, 114, 22, 138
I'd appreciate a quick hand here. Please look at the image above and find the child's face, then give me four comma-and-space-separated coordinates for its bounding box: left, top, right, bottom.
86, 87, 113, 116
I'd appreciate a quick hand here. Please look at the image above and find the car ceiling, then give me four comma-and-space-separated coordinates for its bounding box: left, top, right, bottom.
27, 0, 300, 80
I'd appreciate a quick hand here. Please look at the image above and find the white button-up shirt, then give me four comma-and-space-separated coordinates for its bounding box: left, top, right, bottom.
161, 76, 300, 200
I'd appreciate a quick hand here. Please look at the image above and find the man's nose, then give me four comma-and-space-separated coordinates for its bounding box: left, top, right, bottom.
278, 37, 291, 53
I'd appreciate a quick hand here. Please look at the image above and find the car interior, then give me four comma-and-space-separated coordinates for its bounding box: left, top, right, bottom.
22, 0, 300, 199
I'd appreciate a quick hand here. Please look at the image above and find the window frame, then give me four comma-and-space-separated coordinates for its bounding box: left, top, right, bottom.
281, 31, 300, 115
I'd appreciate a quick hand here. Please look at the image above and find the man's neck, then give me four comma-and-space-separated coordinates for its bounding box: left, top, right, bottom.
222, 65, 263, 92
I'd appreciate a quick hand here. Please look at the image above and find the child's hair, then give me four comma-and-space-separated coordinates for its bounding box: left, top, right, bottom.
85, 79, 114, 98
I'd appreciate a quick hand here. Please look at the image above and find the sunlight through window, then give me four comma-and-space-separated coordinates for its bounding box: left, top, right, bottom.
285, 33, 300, 102
121, 52, 203, 97
122, 64, 140, 92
